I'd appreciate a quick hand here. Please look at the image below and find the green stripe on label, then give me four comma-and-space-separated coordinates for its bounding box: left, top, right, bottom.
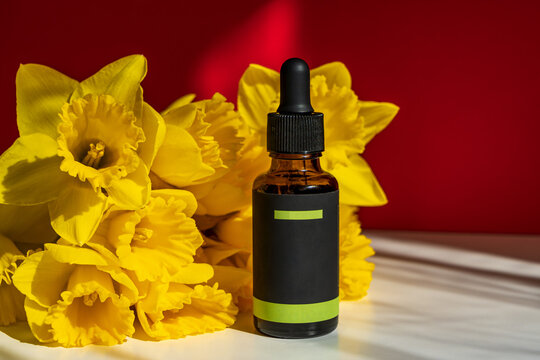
253, 297, 339, 323
274, 209, 323, 220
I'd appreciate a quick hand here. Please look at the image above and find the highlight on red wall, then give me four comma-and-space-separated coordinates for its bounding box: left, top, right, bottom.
1, 0, 539, 234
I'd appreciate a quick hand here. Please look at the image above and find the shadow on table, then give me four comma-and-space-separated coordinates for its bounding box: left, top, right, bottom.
0, 321, 42, 345
326, 334, 434, 360
374, 257, 540, 310
230, 310, 258, 335
0, 322, 151, 360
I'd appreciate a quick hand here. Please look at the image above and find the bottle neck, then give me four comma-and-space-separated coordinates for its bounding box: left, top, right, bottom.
269, 152, 322, 172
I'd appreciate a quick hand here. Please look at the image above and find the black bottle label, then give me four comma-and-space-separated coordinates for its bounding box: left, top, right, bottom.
252, 190, 339, 324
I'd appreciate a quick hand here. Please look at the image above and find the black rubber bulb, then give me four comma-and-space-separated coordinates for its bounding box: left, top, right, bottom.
277, 58, 314, 114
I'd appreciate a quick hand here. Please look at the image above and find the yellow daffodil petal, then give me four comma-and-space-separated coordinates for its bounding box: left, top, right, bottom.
48, 179, 108, 246
166, 283, 237, 336
181, 182, 213, 213
131, 280, 168, 313
325, 154, 387, 206
163, 102, 198, 128
46, 265, 134, 347
209, 265, 253, 312
137, 102, 166, 169
202, 236, 243, 265
311, 61, 352, 89
1, 234, 24, 284
339, 205, 375, 300
0, 134, 70, 205
0, 204, 57, 245
188, 181, 247, 216
95, 194, 202, 282
132, 86, 144, 122
13, 251, 73, 308
150, 189, 198, 217
16, 64, 78, 139
310, 75, 364, 154
340, 204, 359, 225
186, 134, 269, 216
24, 298, 53, 342
74, 55, 147, 112
135, 281, 189, 338
237, 64, 279, 133
163, 93, 196, 115
360, 101, 399, 145
151, 124, 214, 187
57, 94, 145, 191
0, 234, 26, 325
169, 262, 214, 284
106, 161, 151, 210
214, 206, 252, 251
192, 213, 233, 232
0, 283, 27, 325
159, 94, 244, 187
192, 93, 244, 174
96, 265, 139, 305
44, 243, 109, 266
136, 283, 237, 340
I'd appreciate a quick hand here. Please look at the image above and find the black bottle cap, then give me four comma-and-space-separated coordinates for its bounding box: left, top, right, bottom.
267, 58, 324, 154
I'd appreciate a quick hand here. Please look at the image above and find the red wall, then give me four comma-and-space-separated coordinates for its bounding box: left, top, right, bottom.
1, 0, 539, 234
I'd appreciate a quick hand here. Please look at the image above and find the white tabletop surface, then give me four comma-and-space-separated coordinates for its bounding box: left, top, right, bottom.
1, 231, 540, 360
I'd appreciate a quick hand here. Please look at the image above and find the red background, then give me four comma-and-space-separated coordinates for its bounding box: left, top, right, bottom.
1, 0, 539, 234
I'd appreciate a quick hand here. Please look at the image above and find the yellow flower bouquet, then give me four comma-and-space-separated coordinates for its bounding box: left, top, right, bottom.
0, 55, 397, 347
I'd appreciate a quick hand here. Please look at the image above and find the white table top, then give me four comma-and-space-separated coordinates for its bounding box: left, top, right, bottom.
1, 231, 540, 360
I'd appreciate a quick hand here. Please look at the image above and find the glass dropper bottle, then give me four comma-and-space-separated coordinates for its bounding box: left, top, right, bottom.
252, 58, 339, 338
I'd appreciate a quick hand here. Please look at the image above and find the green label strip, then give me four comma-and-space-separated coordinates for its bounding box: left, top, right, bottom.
253, 297, 339, 323
274, 209, 323, 220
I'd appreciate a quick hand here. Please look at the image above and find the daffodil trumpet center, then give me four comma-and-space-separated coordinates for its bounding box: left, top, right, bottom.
83, 292, 99, 306
82, 141, 106, 169
133, 227, 153, 243
57, 94, 145, 190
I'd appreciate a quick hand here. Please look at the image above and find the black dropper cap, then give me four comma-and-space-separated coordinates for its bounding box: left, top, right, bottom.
267, 58, 324, 154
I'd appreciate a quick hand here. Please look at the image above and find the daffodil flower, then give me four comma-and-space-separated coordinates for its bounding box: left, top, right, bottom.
237, 62, 399, 206
185, 134, 269, 216
195, 207, 253, 311
208, 265, 253, 313
151, 93, 243, 188
87, 189, 208, 282
135, 281, 237, 340
0, 55, 165, 245
12, 244, 138, 347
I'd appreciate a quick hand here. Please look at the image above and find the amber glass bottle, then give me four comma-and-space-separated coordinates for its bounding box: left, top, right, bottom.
252, 58, 339, 338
